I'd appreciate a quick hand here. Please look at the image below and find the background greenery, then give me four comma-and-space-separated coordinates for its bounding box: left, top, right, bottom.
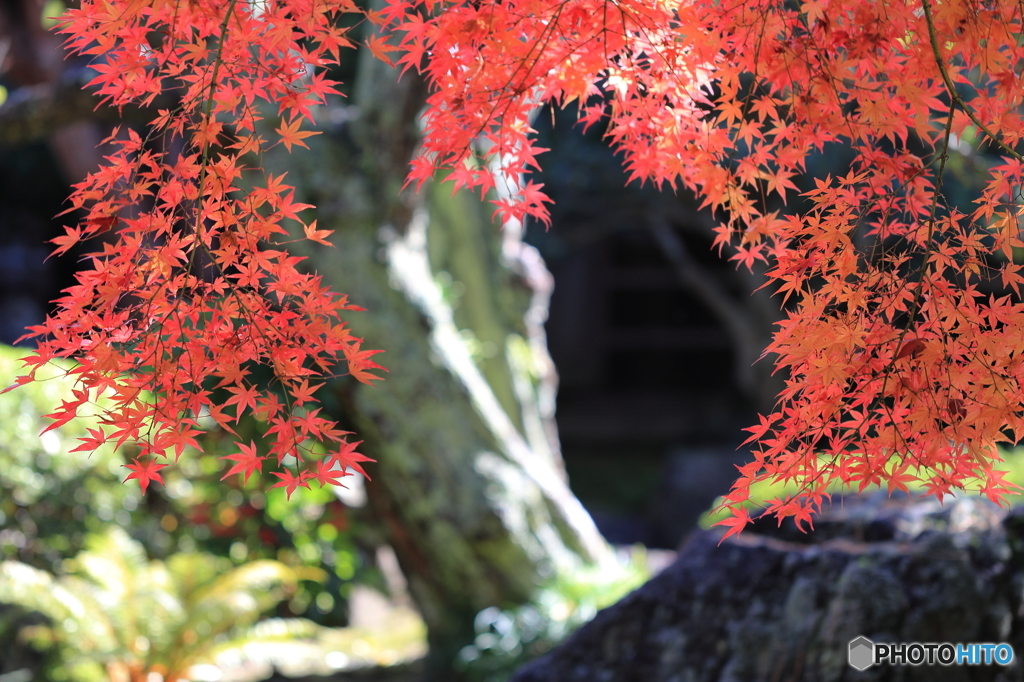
0, 345, 388, 679
0, 345, 648, 682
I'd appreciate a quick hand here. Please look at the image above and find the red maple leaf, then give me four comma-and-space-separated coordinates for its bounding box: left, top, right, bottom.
325, 440, 373, 479
712, 505, 750, 542
275, 117, 319, 152
269, 468, 312, 499
894, 337, 926, 361
123, 457, 167, 494
312, 457, 350, 487
219, 441, 267, 484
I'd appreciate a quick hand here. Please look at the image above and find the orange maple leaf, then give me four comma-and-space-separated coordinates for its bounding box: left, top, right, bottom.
275, 117, 319, 152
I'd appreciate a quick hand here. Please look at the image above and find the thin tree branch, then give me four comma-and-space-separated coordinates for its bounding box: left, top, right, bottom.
920, 0, 1024, 162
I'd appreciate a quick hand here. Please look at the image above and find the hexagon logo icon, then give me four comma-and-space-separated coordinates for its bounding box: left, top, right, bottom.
849, 636, 875, 671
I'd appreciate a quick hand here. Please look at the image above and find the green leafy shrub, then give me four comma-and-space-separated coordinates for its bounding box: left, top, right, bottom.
0, 526, 327, 682
0, 346, 150, 571
0, 344, 364, 627
456, 548, 651, 682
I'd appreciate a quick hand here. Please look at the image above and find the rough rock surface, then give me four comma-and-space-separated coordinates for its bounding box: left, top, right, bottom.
512, 493, 1024, 682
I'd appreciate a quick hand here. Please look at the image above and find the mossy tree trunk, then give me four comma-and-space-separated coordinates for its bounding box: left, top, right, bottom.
266, 46, 613, 679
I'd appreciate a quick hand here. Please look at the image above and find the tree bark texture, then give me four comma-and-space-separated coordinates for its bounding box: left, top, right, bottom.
262, 46, 613, 679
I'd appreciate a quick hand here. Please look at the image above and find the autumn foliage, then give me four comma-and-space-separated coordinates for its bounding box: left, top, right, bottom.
10, 0, 380, 497
376, 0, 1024, 535
16, 0, 1024, 530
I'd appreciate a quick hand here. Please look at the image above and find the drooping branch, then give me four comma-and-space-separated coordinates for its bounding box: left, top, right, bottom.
17, 0, 381, 495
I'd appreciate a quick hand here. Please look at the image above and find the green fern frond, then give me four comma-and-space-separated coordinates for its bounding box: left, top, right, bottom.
187, 559, 323, 632
0, 561, 119, 656
0, 526, 333, 681
82, 529, 189, 651
192, 618, 325, 672
166, 553, 229, 602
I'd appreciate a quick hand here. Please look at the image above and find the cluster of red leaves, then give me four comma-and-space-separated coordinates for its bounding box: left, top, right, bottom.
25, 0, 1024, 529
375, 0, 1024, 533
10, 0, 382, 496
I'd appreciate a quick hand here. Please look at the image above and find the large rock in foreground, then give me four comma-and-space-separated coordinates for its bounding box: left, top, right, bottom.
512, 494, 1024, 682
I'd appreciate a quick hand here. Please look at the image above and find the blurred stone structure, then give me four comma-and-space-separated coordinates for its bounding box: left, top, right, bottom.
513, 493, 1024, 682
